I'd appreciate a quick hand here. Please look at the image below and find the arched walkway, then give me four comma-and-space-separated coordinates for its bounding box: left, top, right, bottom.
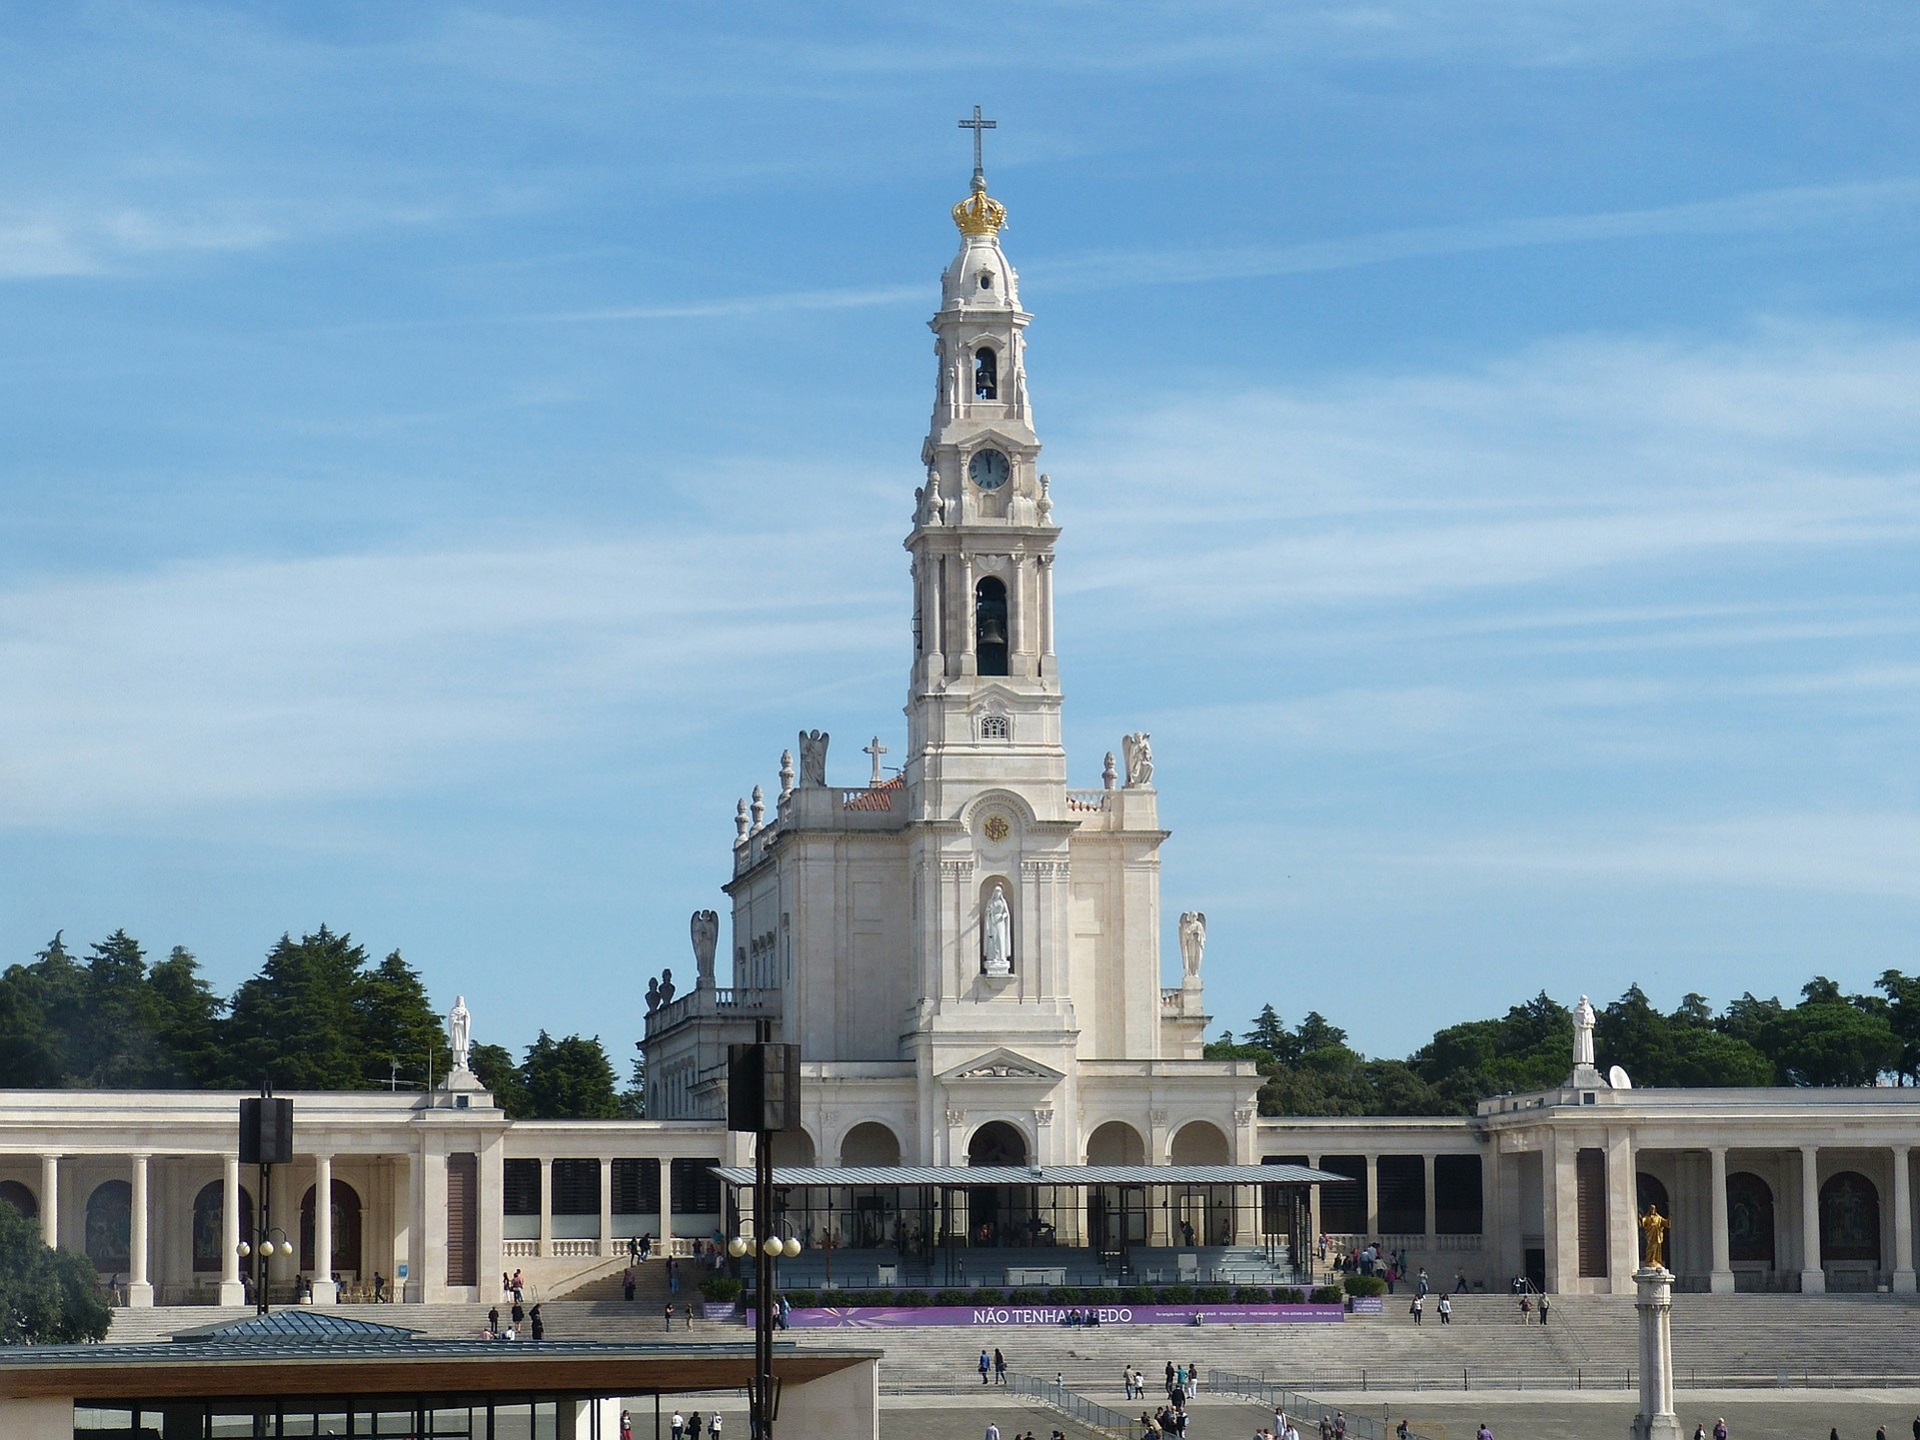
1169, 1121, 1233, 1246
966, 1121, 1031, 1247
0, 1179, 37, 1221
1727, 1172, 1775, 1267
1637, 1172, 1672, 1265
86, 1180, 131, 1273
192, 1180, 253, 1273
770, 1129, 816, 1168
1085, 1121, 1145, 1166
300, 1179, 363, 1278
839, 1122, 901, 1168
1821, 1170, 1882, 1266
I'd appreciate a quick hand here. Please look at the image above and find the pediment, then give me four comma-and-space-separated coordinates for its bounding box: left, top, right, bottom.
939, 1047, 1064, 1085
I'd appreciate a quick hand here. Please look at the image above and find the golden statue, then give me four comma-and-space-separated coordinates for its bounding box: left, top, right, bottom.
1639, 1203, 1670, 1268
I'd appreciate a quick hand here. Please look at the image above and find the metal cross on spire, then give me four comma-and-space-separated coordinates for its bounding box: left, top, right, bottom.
958, 105, 997, 186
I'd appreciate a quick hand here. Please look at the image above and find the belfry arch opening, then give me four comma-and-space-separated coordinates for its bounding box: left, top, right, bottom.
973, 346, 998, 399
975, 576, 1009, 676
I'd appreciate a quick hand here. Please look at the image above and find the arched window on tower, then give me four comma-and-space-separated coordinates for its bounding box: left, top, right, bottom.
973, 346, 998, 400
975, 576, 1009, 676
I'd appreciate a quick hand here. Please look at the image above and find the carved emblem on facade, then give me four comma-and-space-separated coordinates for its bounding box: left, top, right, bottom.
1034, 1108, 1054, 1126
983, 814, 1010, 843
957, 1060, 1046, 1080
945, 1110, 967, 1127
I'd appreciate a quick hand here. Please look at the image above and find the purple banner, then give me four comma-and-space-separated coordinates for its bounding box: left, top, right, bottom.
746, 1303, 1344, 1328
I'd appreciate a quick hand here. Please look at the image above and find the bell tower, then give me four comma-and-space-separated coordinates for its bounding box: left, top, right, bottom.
904, 114, 1064, 818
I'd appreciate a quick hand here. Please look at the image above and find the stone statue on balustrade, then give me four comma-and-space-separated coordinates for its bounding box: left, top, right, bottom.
449, 995, 472, 1072
1574, 994, 1597, 1067
982, 883, 1014, 977
691, 910, 719, 989
797, 729, 830, 787
1121, 732, 1154, 788
1178, 912, 1206, 984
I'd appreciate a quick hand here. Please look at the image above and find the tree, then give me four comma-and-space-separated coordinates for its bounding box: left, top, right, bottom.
0, 1200, 111, 1344
1246, 1005, 1289, 1057
0, 934, 86, 1088
1762, 994, 1899, 1087
519, 1032, 621, 1119
147, 946, 225, 1087
76, 930, 163, 1088
356, 950, 451, 1090
620, 1050, 647, 1119
468, 1042, 527, 1117
221, 927, 373, 1089
1876, 969, 1920, 1085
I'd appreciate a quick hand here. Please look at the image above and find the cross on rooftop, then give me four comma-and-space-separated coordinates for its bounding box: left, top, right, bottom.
958, 105, 996, 184
864, 736, 889, 786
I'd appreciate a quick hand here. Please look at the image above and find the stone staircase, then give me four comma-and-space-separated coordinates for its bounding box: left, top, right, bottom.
105, 1298, 744, 1347
773, 1244, 1303, 1292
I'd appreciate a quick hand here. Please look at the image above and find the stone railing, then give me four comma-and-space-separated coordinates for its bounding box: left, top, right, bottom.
550, 1239, 599, 1259
840, 784, 900, 813
645, 982, 781, 1038
502, 1239, 537, 1258
1066, 789, 1112, 812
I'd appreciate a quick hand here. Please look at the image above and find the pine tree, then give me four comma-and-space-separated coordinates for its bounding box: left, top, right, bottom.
221, 927, 371, 1089
355, 950, 451, 1091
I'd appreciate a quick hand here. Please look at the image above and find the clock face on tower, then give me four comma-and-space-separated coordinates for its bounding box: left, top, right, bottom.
968, 449, 1010, 491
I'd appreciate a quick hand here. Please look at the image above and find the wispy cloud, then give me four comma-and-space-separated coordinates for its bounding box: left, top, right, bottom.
0, 530, 896, 829
1038, 178, 1920, 293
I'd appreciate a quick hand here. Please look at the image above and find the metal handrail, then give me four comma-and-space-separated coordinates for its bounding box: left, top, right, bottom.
1005, 1372, 1136, 1438
1207, 1369, 1437, 1440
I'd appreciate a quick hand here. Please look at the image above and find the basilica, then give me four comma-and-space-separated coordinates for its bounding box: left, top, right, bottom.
2, 149, 1918, 1314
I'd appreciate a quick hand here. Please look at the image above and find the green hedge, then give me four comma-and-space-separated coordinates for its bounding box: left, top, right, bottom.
1310, 1286, 1343, 1304
1342, 1274, 1387, 1297
1156, 1283, 1194, 1303
785, 1289, 818, 1307
698, 1276, 742, 1302
933, 1288, 971, 1306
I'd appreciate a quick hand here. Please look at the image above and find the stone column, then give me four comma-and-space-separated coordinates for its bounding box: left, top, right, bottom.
1363, 1154, 1379, 1238
959, 558, 976, 673
1799, 1145, 1825, 1293
312, 1154, 337, 1303
538, 1158, 553, 1258
660, 1157, 675, 1252
600, 1157, 615, 1258
1607, 1129, 1638, 1292
1631, 1264, 1682, 1440
1708, 1146, 1734, 1293
128, 1154, 153, 1307
1548, 1132, 1579, 1295
220, 1154, 244, 1305
39, 1154, 59, 1249
1040, 555, 1055, 659
1306, 1155, 1322, 1273
1423, 1154, 1437, 1240
1893, 1145, 1915, 1294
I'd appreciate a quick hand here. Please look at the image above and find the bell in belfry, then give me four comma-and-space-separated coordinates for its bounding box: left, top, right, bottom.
977, 612, 1007, 647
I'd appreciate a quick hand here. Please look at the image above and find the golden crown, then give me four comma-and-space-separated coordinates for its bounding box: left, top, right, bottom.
952, 183, 1007, 237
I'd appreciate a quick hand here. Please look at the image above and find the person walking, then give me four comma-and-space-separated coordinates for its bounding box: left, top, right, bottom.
1476, 1426, 1492, 1440
985, 1424, 1001, 1440
1438, 1293, 1452, 1325
1538, 1293, 1550, 1326
1410, 1293, 1423, 1325
487, 1306, 499, 1335
709, 1412, 722, 1440
686, 1412, 701, 1440
980, 1348, 993, 1384
1714, 1422, 1727, 1440
620, 1410, 633, 1440
529, 1304, 543, 1341
1691, 1426, 1705, 1440
623, 1267, 636, 1302
664, 1301, 674, 1331
1187, 1362, 1200, 1396
994, 1347, 1007, 1385
1416, 1267, 1429, 1297
670, 1409, 684, 1440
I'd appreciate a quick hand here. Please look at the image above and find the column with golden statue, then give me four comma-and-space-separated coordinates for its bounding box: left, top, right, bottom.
1632, 1203, 1681, 1440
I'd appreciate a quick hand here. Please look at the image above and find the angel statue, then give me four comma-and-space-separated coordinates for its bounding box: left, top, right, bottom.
1121, 732, 1155, 788
797, 729, 830, 788
690, 910, 720, 989
1178, 912, 1206, 983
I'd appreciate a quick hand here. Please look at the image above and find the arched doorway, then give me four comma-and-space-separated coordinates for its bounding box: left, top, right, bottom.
838, 1123, 903, 1247
0, 1179, 38, 1221
1727, 1172, 1775, 1267
300, 1180, 362, 1279
1820, 1171, 1882, 1269
770, 1129, 816, 1168
1170, 1121, 1234, 1246
1086, 1121, 1148, 1258
1636, 1172, 1672, 1266
966, 1121, 1032, 1247
192, 1181, 254, 1273
86, 1180, 131, 1274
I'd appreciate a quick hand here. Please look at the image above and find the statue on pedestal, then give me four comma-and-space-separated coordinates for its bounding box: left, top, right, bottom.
798, 729, 830, 787
982, 884, 1014, 977
1122, 732, 1154, 788
1639, 1204, 1670, 1270
691, 911, 719, 989
1178, 912, 1206, 983
449, 996, 472, 1073
1574, 994, 1597, 1068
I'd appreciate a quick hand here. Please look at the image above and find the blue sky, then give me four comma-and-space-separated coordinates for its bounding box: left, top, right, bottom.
3, 3, 1919, 1065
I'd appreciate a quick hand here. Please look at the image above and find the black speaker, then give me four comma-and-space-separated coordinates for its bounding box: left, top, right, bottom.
727, 1043, 801, 1134
239, 1097, 294, 1166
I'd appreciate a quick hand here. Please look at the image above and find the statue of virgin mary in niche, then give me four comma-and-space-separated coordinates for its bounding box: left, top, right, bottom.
982, 883, 1013, 977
